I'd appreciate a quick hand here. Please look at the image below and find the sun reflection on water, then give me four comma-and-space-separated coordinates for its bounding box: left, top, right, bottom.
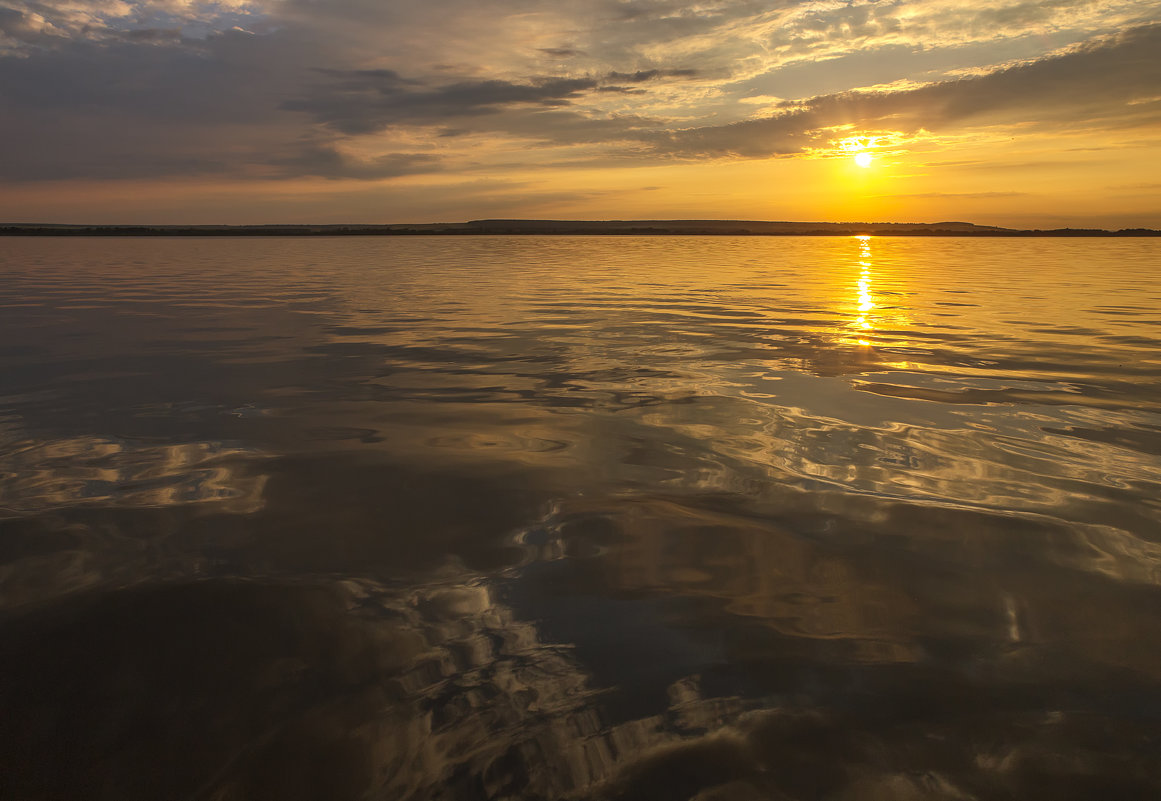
841, 236, 924, 365
853, 235, 875, 347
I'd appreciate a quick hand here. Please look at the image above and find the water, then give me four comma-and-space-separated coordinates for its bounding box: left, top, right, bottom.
1, 235, 1160, 800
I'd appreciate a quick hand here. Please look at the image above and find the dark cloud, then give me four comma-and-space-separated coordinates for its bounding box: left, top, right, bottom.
597, 86, 647, 94
267, 144, 443, 180
311, 67, 420, 87
605, 68, 699, 82
0, 22, 340, 180
120, 28, 183, 42
0, 142, 230, 181
281, 65, 701, 137
0, 13, 678, 182
0, 30, 304, 123
538, 47, 581, 57
0, 33, 281, 181
282, 75, 602, 134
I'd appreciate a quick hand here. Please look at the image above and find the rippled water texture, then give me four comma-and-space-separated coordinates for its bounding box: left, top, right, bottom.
2, 236, 1161, 800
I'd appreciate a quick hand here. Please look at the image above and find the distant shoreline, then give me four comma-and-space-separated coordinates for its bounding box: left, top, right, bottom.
3, 220, 1159, 237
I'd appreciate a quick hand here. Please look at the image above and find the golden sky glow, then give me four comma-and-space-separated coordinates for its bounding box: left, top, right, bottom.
0, 1, 1159, 226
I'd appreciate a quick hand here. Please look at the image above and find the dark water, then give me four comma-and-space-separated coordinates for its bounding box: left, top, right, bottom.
2, 236, 1161, 800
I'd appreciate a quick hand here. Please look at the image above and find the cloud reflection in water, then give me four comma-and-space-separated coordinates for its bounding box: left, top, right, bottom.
2, 236, 1161, 799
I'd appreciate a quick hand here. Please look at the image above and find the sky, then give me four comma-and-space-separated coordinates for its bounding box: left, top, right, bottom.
1, 0, 1159, 226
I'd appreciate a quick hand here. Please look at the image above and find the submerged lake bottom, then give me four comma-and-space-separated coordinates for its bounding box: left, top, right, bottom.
1, 235, 1160, 800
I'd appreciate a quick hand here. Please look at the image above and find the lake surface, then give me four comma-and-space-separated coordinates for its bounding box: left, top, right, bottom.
1, 235, 1160, 800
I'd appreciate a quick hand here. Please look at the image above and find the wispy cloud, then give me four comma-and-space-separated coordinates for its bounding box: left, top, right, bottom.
649, 24, 1161, 158
878, 191, 1031, 199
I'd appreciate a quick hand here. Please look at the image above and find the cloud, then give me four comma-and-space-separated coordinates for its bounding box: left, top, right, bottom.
1109, 181, 1161, 190
538, 47, 582, 58
1, 0, 1159, 188
282, 75, 604, 135
606, 68, 699, 83
279, 67, 701, 136
0, 0, 262, 53
266, 145, 444, 181
710, 0, 1159, 76
878, 191, 1031, 199
650, 24, 1161, 158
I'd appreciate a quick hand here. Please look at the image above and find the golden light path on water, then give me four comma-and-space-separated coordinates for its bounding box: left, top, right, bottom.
855, 235, 874, 345
840, 235, 924, 368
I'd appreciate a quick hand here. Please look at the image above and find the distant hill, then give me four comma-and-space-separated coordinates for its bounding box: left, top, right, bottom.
452, 219, 1014, 235
1, 220, 1158, 236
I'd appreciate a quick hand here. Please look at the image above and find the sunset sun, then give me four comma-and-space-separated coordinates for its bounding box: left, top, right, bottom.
855, 152, 873, 168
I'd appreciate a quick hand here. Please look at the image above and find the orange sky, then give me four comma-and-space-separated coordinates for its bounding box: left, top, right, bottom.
1, 1, 1159, 227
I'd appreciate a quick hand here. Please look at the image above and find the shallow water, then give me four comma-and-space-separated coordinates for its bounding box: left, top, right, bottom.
1, 235, 1160, 800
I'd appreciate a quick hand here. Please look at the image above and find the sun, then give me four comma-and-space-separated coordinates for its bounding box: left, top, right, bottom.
854, 152, 873, 168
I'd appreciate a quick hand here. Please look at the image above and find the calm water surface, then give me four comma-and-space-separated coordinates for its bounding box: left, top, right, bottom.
2, 236, 1161, 800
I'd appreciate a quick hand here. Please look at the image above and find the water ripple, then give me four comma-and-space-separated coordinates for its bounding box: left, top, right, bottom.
2, 236, 1161, 799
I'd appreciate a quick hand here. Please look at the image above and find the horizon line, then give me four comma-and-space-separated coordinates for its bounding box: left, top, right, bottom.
2, 219, 1159, 237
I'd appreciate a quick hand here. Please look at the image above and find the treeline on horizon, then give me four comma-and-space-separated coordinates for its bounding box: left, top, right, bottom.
2, 223, 1159, 237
